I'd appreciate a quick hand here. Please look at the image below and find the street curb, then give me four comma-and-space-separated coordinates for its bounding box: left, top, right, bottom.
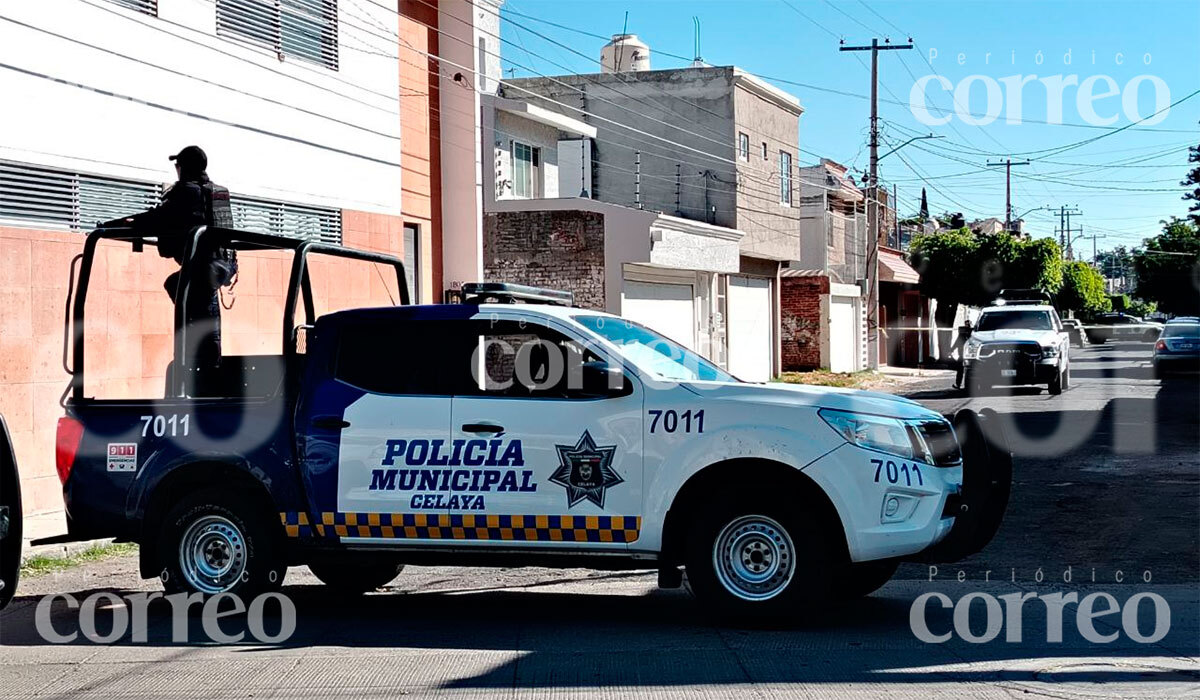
20, 538, 118, 565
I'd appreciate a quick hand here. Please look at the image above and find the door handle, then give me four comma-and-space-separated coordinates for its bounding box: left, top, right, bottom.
462, 422, 504, 435
312, 416, 351, 430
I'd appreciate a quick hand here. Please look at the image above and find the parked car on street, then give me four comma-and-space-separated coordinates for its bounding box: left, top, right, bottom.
1085, 313, 1164, 344
1153, 319, 1200, 378
1061, 318, 1089, 348
46, 226, 1011, 619
962, 303, 1071, 395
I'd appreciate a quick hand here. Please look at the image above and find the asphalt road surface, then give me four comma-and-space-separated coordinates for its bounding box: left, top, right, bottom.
2, 341, 1197, 699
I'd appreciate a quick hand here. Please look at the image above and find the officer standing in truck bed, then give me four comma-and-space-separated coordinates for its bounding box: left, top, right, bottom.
102, 145, 235, 376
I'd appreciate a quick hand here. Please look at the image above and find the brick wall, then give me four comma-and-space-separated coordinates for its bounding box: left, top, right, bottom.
780, 275, 829, 371
483, 210, 606, 310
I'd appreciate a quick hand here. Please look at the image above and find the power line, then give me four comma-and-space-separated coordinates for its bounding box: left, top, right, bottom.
364, 0, 764, 169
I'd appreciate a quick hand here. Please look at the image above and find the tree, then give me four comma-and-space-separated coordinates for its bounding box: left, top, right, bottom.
909, 229, 1064, 325
919, 187, 929, 220
1132, 218, 1200, 315
1128, 298, 1158, 317
1057, 261, 1112, 317
1183, 134, 1199, 226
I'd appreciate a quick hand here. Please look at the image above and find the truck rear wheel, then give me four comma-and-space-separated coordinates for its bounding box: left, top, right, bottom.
683, 493, 832, 620
307, 561, 404, 593
157, 489, 285, 596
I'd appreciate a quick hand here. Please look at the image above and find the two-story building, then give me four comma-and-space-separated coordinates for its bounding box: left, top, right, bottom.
479, 93, 745, 370
784, 159, 921, 370
502, 39, 807, 380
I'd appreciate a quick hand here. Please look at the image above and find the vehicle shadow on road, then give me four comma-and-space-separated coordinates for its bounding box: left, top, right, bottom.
3, 580, 1197, 689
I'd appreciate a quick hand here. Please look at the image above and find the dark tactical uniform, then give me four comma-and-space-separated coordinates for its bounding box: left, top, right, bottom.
103, 148, 234, 375
951, 320, 973, 388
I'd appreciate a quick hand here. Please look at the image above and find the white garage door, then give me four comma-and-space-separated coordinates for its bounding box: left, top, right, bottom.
727, 276, 773, 382
622, 280, 696, 350
829, 296, 857, 373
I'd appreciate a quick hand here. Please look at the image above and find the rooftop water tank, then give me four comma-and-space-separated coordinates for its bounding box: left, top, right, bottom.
600, 34, 650, 73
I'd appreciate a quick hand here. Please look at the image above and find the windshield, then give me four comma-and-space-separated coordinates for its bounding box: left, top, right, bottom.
977, 310, 1054, 331
574, 315, 738, 382
1162, 323, 1200, 338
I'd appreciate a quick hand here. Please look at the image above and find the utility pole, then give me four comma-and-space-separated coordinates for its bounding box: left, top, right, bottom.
841, 37, 912, 370
1080, 232, 1107, 265
892, 182, 899, 247
1055, 205, 1082, 259
986, 158, 1030, 231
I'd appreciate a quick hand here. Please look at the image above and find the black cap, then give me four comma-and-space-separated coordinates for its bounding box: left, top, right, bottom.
168, 145, 207, 172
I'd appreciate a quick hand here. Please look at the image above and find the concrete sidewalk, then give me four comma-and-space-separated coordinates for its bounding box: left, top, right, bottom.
2, 556, 1197, 699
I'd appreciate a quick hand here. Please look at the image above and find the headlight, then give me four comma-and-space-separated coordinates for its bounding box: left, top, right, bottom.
818, 408, 919, 460
963, 339, 982, 359
1041, 344, 1060, 358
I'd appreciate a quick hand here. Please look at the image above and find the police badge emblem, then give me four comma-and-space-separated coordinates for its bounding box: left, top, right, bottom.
550, 431, 623, 508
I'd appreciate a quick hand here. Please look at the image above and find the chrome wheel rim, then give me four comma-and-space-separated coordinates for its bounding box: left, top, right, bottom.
179, 515, 246, 594
712, 515, 796, 601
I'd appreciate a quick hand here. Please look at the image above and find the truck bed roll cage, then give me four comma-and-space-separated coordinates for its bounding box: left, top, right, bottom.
65, 226, 409, 403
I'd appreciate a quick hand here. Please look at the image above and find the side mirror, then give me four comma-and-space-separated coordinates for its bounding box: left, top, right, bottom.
579, 360, 630, 397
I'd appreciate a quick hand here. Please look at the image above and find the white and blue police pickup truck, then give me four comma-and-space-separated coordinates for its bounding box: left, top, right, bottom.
49, 227, 1009, 618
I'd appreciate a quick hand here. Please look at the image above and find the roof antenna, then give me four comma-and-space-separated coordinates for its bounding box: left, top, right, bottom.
692, 16, 704, 66
615, 11, 629, 72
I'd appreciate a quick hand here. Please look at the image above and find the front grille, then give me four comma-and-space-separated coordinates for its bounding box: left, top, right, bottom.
914, 420, 962, 467
978, 342, 1042, 359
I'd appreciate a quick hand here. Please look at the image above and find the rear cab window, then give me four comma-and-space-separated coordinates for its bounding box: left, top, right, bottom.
333, 320, 465, 396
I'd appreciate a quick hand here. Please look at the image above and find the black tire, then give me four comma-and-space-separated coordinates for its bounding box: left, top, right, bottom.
308, 561, 404, 593
0, 415, 21, 611
1049, 365, 1066, 394
832, 559, 898, 599
683, 492, 833, 621
1153, 363, 1165, 380
157, 489, 285, 596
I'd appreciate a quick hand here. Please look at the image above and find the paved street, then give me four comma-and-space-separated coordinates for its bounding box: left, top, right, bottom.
2, 341, 1197, 699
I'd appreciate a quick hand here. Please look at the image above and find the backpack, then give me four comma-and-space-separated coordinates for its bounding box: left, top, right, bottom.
202, 182, 238, 287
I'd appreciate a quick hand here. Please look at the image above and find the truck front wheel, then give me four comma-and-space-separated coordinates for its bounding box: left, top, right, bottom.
684, 494, 832, 620
157, 489, 285, 596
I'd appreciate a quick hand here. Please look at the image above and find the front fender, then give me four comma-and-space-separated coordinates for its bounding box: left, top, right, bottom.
641, 409, 844, 551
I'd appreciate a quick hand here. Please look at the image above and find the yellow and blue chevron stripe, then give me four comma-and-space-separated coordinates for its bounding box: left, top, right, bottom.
280, 512, 641, 543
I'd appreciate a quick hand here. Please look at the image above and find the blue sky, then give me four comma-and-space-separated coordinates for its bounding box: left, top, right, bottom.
498, 0, 1200, 256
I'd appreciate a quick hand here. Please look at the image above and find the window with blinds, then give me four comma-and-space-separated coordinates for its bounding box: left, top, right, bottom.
106, 0, 157, 16
216, 0, 340, 70
0, 161, 161, 231
0, 160, 342, 244
229, 195, 342, 245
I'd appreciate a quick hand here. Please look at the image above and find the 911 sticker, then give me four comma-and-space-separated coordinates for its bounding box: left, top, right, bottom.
106, 443, 138, 472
